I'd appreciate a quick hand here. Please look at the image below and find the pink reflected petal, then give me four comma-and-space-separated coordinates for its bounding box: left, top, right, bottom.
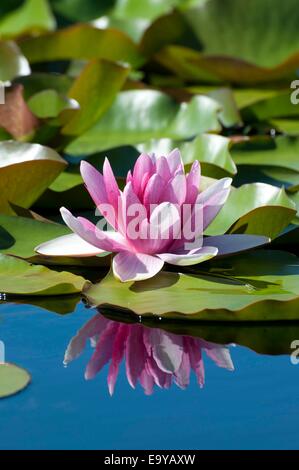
125, 325, 147, 389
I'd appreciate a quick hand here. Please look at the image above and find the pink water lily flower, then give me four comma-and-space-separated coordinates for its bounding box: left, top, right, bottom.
36, 149, 269, 282
64, 313, 234, 395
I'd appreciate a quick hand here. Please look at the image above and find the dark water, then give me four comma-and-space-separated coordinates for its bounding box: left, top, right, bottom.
0, 300, 299, 450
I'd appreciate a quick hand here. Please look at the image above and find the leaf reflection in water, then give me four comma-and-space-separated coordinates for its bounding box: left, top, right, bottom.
64, 312, 234, 395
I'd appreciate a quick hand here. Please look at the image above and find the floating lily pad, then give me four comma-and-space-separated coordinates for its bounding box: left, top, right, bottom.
84, 250, 299, 321
20, 24, 143, 67
66, 90, 221, 155
206, 183, 296, 238
0, 363, 31, 399
0, 254, 88, 295
0, 141, 67, 215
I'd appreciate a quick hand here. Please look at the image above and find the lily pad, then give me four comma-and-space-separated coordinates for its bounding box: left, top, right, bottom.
27, 89, 78, 119
0, 254, 88, 295
0, 0, 55, 39
0, 363, 31, 399
20, 24, 143, 67
84, 250, 299, 321
66, 90, 221, 155
184, 0, 299, 68
206, 182, 296, 238
232, 136, 299, 173
62, 59, 129, 136
0, 141, 66, 214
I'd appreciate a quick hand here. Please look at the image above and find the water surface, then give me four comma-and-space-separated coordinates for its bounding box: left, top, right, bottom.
0, 301, 298, 450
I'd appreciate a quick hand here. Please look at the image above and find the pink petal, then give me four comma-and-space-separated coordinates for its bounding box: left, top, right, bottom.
64, 313, 110, 365
80, 160, 118, 230
203, 342, 234, 371
197, 177, 232, 229
60, 207, 129, 252
139, 367, 155, 395
125, 325, 147, 388
157, 246, 218, 266
132, 153, 154, 198
186, 338, 205, 387
162, 173, 187, 206
167, 148, 183, 174
185, 160, 200, 205
107, 324, 129, 395
143, 173, 166, 209
148, 202, 181, 253
156, 156, 171, 182
149, 330, 184, 373
112, 252, 164, 282
35, 233, 108, 258
174, 350, 191, 389
203, 234, 270, 256
85, 321, 119, 380
147, 356, 172, 389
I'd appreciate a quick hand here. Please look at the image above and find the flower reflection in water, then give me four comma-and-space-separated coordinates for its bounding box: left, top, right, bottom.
64, 313, 234, 395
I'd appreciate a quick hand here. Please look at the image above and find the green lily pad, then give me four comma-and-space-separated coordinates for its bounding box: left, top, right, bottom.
206, 182, 296, 238
0, 363, 31, 399
184, 0, 299, 68
27, 89, 78, 119
0, 141, 67, 214
84, 250, 299, 321
0, 254, 88, 295
20, 24, 143, 67
62, 59, 129, 136
232, 136, 299, 173
0, 0, 55, 39
0, 214, 108, 267
50, 0, 115, 21
66, 90, 221, 155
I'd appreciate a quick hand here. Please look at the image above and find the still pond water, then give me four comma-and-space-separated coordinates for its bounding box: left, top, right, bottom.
0, 300, 298, 450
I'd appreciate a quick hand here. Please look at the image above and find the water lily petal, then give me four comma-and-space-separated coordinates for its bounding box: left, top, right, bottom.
125, 325, 147, 389
64, 313, 110, 365
167, 148, 183, 174
107, 324, 129, 395
149, 330, 184, 373
156, 156, 171, 182
174, 350, 191, 390
60, 207, 129, 252
186, 160, 200, 205
139, 367, 155, 395
197, 177, 232, 229
132, 153, 154, 198
143, 173, 166, 208
35, 233, 108, 257
203, 343, 234, 371
162, 173, 187, 205
204, 234, 270, 256
80, 160, 118, 230
157, 246, 218, 266
112, 252, 164, 282
85, 321, 119, 380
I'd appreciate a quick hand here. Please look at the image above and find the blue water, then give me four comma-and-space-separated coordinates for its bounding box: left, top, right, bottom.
0, 301, 299, 450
